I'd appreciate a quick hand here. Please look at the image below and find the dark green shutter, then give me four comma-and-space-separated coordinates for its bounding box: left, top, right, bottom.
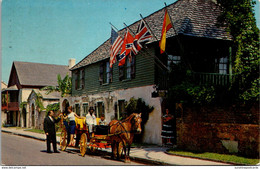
99, 62, 104, 85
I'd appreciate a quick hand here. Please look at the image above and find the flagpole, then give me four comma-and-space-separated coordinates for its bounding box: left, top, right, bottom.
164, 3, 179, 38
123, 22, 136, 36
109, 22, 120, 32
123, 21, 168, 71
164, 2, 192, 71
109, 22, 127, 41
124, 21, 169, 71
140, 14, 159, 41
139, 14, 170, 71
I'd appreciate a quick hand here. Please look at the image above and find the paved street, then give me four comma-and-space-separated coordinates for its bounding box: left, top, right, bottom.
2, 132, 144, 166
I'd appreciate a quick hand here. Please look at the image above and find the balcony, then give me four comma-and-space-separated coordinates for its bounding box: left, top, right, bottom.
2, 102, 19, 111
191, 72, 235, 86
156, 71, 235, 91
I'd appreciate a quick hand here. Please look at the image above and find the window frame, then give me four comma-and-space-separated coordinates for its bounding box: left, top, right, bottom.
119, 56, 136, 81
99, 60, 112, 85
82, 103, 89, 117
215, 56, 228, 74
96, 102, 104, 118
75, 103, 80, 116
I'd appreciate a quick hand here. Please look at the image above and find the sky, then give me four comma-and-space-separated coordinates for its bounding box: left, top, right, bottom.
1, 0, 260, 84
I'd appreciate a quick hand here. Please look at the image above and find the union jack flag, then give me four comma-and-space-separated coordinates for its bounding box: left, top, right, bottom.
110, 28, 123, 68
132, 19, 152, 55
118, 30, 134, 66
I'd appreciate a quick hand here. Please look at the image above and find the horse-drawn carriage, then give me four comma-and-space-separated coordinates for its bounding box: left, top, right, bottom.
59, 113, 142, 162
59, 115, 111, 157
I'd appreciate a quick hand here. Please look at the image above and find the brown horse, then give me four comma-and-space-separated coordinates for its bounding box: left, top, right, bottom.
109, 113, 142, 162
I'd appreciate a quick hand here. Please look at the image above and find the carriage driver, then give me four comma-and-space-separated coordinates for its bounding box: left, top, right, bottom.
86, 107, 97, 137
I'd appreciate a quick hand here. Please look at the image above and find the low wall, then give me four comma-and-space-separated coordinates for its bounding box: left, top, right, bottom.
176, 104, 259, 158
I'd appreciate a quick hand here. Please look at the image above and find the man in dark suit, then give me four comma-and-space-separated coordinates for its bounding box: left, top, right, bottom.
44, 110, 61, 153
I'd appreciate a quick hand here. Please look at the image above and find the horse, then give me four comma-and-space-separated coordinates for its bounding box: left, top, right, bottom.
109, 113, 142, 162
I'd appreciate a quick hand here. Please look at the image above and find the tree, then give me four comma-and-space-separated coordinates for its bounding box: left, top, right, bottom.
125, 97, 154, 143
41, 73, 72, 97
217, 0, 260, 103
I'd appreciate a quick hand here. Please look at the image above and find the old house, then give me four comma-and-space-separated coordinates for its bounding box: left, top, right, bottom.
27, 89, 60, 130
1, 81, 8, 125
62, 0, 235, 145
1, 61, 73, 128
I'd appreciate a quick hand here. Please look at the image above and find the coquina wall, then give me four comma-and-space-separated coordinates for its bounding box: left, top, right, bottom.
176, 104, 259, 158
61, 85, 163, 145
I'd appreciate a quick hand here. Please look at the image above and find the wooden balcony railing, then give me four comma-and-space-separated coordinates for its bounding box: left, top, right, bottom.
191, 72, 234, 86
1, 102, 19, 111
156, 72, 235, 91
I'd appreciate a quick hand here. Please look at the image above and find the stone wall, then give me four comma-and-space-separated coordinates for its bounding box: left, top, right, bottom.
62, 85, 163, 145
176, 104, 259, 158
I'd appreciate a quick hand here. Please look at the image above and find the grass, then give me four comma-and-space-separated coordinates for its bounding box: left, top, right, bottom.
167, 149, 259, 165
25, 128, 45, 134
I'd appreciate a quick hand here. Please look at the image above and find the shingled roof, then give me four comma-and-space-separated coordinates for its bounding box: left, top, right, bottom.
12, 61, 70, 87
71, 0, 231, 70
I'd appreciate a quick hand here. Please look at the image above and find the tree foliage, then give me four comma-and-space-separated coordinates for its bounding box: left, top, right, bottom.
41, 73, 72, 97
46, 103, 60, 116
217, 0, 260, 103
125, 97, 154, 143
35, 92, 44, 112
125, 97, 154, 125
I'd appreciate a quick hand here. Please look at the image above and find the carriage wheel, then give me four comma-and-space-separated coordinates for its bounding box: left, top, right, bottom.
60, 128, 67, 151
80, 133, 87, 157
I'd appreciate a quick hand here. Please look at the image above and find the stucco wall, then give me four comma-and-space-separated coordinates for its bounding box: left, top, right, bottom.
1, 111, 7, 125
61, 85, 163, 145
27, 91, 60, 129
19, 89, 33, 103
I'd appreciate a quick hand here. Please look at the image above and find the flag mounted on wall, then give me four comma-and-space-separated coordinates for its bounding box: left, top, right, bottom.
110, 28, 123, 68
132, 19, 152, 55
118, 30, 134, 66
159, 9, 173, 54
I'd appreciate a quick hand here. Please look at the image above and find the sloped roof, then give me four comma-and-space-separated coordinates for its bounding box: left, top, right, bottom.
2, 85, 18, 92
71, 0, 231, 71
33, 89, 61, 100
1, 81, 7, 90
13, 61, 70, 87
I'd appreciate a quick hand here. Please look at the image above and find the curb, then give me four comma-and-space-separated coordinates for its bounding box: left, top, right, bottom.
165, 150, 245, 166
2, 129, 172, 165
2, 129, 46, 142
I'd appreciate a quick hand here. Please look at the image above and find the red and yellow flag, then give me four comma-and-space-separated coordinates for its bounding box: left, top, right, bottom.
159, 9, 173, 54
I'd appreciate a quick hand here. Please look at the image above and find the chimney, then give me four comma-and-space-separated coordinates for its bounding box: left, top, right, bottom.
68, 58, 76, 69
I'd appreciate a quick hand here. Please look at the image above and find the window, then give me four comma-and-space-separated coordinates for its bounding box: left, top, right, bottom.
168, 55, 181, 70
75, 68, 84, 90
118, 100, 125, 120
82, 103, 89, 117
119, 56, 136, 81
75, 70, 80, 90
81, 69, 85, 89
99, 61, 112, 85
96, 102, 104, 118
75, 104, 80, 116
215, 57, 228, 74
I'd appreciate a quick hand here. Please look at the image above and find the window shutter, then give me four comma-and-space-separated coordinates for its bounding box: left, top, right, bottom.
75, 71, 78, 90
119, 66, 124, 81
131, 56, 136, 79
109, 67, 113, 83
99, 62, 104, 85
81, 69, 85, 89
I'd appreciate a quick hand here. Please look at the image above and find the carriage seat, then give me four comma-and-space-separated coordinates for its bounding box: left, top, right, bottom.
95, 125, 109, 135
75, 117, 86, 130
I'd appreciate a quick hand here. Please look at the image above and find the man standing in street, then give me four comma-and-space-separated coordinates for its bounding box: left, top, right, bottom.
44, 110, 61, 153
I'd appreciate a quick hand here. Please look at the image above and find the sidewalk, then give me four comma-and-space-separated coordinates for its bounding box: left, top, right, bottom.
1, 127, 230, 166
